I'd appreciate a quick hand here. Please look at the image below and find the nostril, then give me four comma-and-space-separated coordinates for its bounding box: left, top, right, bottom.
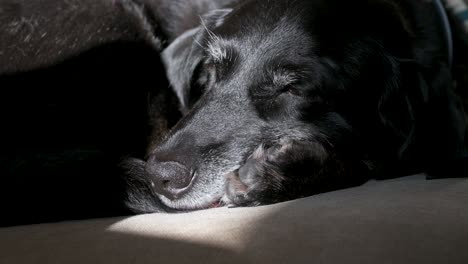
162, 179, 170, 188
145, 157, 195, 199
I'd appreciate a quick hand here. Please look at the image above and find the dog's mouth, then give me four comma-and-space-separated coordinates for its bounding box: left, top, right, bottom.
123, 157, 241, 212
157, 193, 226, 211
153, 177, 226, 211
154, 169, 240, 211
209, 199, 224, 208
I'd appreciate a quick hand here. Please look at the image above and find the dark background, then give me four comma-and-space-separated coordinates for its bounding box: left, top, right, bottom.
0, 42, 177, 227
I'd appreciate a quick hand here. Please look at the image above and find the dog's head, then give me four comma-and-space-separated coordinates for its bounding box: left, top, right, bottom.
125, 0, 467, 212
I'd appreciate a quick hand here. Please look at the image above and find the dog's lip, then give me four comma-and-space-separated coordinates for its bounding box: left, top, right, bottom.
209, 199, 224, 208
160, 195, 224, 211
157, 169, 243, 211
155, 170, 226, 211
193, 197, 225, 210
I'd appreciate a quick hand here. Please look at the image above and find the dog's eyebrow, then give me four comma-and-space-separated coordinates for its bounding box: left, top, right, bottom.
272, 70, 300, 86
206, 41, 228, 62
199, 16, 229, 63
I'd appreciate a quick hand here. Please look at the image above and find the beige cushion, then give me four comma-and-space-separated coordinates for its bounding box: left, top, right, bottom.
1, 175, 467, 264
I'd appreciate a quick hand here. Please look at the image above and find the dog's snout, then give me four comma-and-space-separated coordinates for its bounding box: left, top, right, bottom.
145, 155, 194, 200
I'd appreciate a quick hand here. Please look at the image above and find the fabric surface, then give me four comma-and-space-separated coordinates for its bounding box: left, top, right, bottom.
1, 175, 467, 264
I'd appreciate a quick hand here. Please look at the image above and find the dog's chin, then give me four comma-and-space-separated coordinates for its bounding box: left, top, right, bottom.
156, 182, 227, 211
157, 193, 225, 211
155, 166, 246, 210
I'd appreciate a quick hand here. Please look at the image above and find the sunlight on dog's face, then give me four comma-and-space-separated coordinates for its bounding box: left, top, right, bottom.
124, 0, 466, 213
148, 2, 327, 210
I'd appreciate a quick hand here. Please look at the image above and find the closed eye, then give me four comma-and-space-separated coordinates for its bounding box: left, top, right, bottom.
251, 77, 305, 101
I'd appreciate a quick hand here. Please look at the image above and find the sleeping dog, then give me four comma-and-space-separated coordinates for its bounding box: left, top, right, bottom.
1, 0, 467, 218
123, 0, 468, 212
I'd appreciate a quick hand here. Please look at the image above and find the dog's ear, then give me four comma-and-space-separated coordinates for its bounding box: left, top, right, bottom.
378, 57, 467, 177
411, 62, 468, 177
367, 0, 468, 177
161, 27, 204, 113
161, 9, 233, 113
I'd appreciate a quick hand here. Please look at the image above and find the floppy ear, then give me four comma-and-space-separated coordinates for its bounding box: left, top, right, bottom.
411, 62, 468, 177
161, 9, 233, 113
161, 27, 204, 113
378, 56, 467, 177
367, 0, 468, 177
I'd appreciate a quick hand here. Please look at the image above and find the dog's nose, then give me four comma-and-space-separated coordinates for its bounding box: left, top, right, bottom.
145, 155, 194, 200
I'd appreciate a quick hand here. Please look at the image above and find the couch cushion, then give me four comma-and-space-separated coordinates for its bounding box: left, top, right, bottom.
1, 174, 467, 264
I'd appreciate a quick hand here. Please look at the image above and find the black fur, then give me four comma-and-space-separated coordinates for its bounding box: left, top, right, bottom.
126, 0, 468, 211
1, 0, 467, 223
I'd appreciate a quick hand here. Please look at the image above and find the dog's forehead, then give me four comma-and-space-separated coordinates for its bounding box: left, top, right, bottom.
207, 15, 314, 68
206, 1, 314, 63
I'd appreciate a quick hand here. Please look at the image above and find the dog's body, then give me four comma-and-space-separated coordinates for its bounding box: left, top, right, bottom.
126, 0, 468, 211
1, 0, 467, 222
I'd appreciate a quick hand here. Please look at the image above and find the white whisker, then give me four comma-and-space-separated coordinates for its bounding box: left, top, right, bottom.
199, 16, 228, 62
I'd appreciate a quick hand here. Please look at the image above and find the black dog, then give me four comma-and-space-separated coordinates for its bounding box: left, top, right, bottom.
1, 0, 467, 221
124, 0, 468, 212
